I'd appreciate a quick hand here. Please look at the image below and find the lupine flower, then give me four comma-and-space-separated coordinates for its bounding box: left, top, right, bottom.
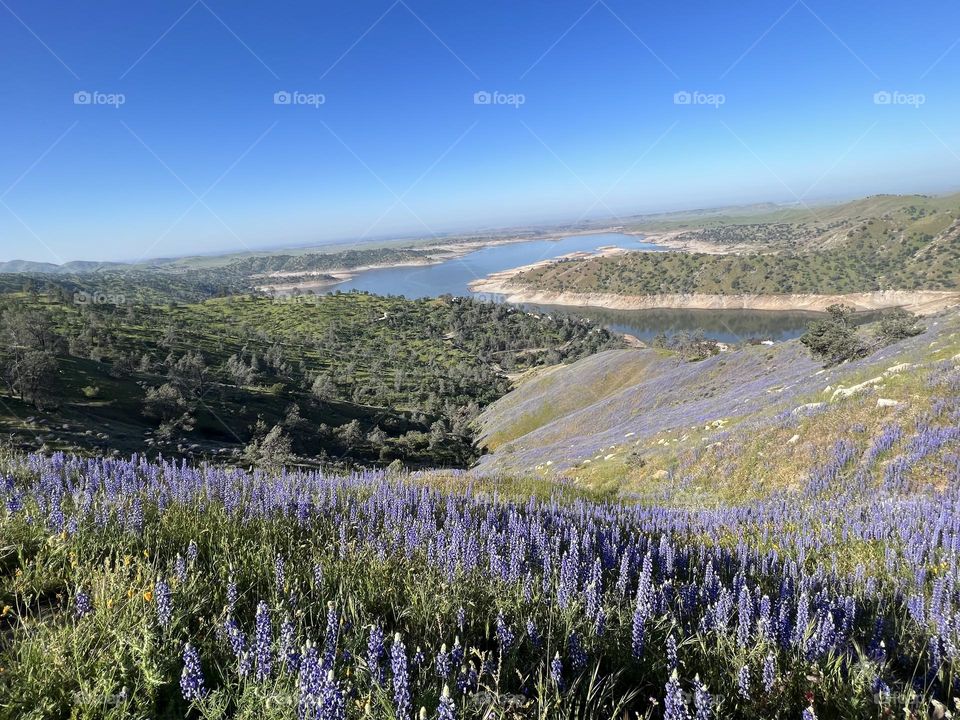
801, 708, 817, 720
391, 633, 411, 720
666, 634, 678, 670
550, 652, 564, 691
450, 636, 464, 667
75, 590, 92, 619
456, 607, 466, 632
594, 606, 606, 637
693, 676, 712, 720
632, 590, 648, 659
435, 643, 450, 678
186, 540, 198, 564
526, 619, 541, 648
180, 643, 207, 701
226, 576, 237, 611
279, 615, 298, 671
319, 670, 345, 720
737, 664, 751, 700
568, 632, 587, 672
664, 671, 690, 720
174, 554, 187, 584
155, 579, 172, 628
870, 676, 890, 703
495, 610, 514, 649
368, 624, 385, 685
437, 684, 456, 720
254, 601, 273, 681
275, 554, 285, 596
323, 601, 339, 670
763, 652, 776, 693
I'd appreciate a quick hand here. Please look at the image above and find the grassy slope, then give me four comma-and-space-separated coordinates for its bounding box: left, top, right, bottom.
0, 292, 619, 466
475, 307, 960, 502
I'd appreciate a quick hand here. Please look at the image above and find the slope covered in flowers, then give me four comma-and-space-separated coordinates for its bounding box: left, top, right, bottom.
3, 449, 960, 719
475, 308, 960, 502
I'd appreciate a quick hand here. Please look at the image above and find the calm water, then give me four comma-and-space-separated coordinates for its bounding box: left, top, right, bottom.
329, 233, 832, 341
330, 233, 665, 298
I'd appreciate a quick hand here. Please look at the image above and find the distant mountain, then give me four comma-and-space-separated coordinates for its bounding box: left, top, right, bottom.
0, 259, 128, 274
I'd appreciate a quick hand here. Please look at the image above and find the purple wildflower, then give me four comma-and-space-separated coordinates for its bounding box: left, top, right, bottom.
155, 579, 172, 628
75, 590, 93, 619
391, 633, 411, 720
180, 643, 207, 701
254, 601, 273, 681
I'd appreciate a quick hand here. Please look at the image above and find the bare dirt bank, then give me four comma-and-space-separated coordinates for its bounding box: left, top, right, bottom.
469, 274, 960, 315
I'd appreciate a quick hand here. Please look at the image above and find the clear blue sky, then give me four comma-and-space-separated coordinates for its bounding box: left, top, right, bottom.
1, 0, 959, 263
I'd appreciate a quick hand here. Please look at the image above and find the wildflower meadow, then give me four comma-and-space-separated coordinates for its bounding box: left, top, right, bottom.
4, 446, 960, 719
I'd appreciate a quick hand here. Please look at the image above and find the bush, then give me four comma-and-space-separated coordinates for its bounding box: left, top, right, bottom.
876, 308, 924, 344
800, 304, 868, 366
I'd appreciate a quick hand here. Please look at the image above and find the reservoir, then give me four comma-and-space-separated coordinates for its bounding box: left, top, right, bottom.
329, 232, 830, 342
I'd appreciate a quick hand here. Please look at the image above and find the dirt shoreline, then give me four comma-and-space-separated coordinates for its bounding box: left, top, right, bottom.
470, 273, 960, 315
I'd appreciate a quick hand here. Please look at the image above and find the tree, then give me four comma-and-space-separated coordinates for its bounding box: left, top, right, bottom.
12, 350, 60, 409
143, 383, 187, 422
244, 421, 293, 472
335, 420, 363, 449
311, 373, 336, 402
168, 351, 208, 398
800, 304, 868, 366
0, 307, 62, 409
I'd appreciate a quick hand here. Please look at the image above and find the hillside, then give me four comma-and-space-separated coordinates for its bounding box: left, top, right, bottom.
475, 305, 960, 503
0, 291, 621, 468
484, 193, 960, 303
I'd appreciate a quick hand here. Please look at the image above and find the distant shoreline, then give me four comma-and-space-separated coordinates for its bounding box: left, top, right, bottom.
256, 228, 656, 295
469, 268, 960, 315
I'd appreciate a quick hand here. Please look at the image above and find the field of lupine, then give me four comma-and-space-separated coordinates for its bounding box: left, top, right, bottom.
4, 435, 960, 720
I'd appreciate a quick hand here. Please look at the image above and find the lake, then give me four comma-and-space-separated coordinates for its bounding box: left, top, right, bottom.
330, 232, 665, 298
328, 232, 826, 342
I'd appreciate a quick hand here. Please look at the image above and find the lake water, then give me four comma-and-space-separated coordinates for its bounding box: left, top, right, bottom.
330, 233, 666, 298
328, 232, 828, 342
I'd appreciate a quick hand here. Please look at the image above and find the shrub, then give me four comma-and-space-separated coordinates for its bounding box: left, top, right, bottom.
800, 304, 868, 366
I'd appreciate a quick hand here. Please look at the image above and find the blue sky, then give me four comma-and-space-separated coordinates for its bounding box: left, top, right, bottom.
1, 0, 959, 263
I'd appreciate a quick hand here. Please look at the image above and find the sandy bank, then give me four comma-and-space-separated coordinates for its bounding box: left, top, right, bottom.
469, 274, 960, 315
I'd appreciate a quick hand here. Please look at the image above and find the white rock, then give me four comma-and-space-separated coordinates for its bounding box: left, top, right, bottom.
788, 434, 800, 444
877, 398, 900, 408
831, 376, 884, 400
793, 402, 825, 414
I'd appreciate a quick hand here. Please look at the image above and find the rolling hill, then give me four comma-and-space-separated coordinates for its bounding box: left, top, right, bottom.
475, 305, 960, 503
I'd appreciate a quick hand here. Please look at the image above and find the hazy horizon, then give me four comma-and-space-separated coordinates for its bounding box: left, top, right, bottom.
4, 183, 960, 266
